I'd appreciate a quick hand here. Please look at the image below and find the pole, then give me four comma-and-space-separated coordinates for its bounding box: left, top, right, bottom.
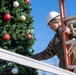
59, 0, 71, 70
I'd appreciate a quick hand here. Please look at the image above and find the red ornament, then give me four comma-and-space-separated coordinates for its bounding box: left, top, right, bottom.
27, 34, 32, 39
3, 34, 10, 41
19, 50, 22, 53
3, 13, 11, 21
25, 0, 30, 4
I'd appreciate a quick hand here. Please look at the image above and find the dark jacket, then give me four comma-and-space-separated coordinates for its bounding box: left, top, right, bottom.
31, 32, 66, 69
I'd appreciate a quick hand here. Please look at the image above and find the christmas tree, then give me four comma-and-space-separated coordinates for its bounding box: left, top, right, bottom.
0, 0, 38, 75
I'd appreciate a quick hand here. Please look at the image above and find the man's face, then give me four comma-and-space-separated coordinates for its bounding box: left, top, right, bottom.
48, 21, 61, 32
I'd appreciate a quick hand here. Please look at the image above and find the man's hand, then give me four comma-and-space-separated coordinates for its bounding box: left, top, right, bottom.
60, 26, 71, 34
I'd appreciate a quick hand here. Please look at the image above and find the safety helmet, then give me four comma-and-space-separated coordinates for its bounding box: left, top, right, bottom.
46, 11, 60, 24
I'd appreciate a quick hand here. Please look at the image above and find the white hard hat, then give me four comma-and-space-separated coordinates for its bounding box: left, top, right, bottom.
46, 11, 60, 24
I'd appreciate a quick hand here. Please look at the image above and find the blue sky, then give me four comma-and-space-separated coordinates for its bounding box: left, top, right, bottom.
30, 0, 76, 75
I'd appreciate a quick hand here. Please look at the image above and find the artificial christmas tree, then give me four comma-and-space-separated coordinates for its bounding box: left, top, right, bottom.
0, 0, 38, 75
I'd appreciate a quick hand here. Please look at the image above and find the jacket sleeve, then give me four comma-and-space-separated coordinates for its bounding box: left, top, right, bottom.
30, 38, 56, 60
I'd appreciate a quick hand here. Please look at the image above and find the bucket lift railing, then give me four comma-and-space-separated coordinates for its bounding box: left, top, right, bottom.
0, 48, 75, 75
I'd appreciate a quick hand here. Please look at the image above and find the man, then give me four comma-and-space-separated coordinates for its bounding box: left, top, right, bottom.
31, 11, 76, 69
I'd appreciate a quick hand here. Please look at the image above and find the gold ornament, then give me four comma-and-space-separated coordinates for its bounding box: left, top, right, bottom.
20, 15, 26, 21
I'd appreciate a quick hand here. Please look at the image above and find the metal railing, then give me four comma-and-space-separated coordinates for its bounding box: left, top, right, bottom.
0, 48, 75, 75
